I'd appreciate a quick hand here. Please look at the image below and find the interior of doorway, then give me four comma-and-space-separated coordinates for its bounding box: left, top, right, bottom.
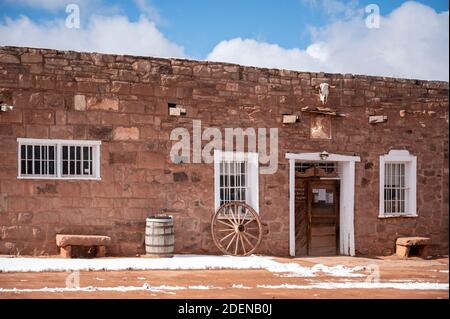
294, 162, 340, 257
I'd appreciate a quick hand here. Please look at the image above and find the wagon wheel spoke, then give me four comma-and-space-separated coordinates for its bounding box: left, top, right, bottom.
220, 230, 237, 243
235, 204, 240, 224
217, 219, 235, 228
239, 233, 247, 255
244, 217, 257, 226
226, 233, 238, 251
229, 206, 238, 225
234, 233, 239, 255
217, 228, 235, 232
243, 231, 259, 241
241, 232, 254, 250
241, 207, 249, 221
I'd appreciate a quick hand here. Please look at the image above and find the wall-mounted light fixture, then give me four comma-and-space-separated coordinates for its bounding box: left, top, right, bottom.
320, 150, 329, 161
0, 103, 14, 112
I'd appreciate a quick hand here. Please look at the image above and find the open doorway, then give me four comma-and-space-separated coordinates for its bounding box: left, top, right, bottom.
287, 152, 359, 257
294, 162, 339, 256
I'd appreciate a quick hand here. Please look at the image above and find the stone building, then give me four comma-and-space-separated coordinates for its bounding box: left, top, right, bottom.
0, 46, 448, 257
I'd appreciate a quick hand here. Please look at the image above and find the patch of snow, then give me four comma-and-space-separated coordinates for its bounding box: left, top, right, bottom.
0, 255, 364, 278
310, 264, 366, 277
257, 282, 449, 290
231, 284, 251, 289
0, 283, 221, 294
137, 277, 146, 280
95, 277, 105, 281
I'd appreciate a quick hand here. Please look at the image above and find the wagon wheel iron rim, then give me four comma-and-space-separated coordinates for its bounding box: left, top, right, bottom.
211, 201, 262, 256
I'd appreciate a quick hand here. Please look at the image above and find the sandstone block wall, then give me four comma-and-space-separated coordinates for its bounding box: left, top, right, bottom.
0, 46, 448, 256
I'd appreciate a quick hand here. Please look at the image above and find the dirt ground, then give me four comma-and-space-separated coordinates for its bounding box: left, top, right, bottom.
0, 255, 448, 299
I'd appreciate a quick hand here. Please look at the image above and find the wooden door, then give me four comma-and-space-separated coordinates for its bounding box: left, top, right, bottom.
307, 180, 339, 256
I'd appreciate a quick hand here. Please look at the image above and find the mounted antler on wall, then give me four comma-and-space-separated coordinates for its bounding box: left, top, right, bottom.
314, 83, 336, 104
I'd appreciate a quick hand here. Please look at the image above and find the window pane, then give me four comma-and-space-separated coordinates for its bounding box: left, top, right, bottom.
83, 147, 89, 160
76, 146, 80, 160
76, 160, 81, 175
62, 146, 68, 160
21, 160, 26, 174
69, 161, 75, 176
62, 161, 68, 175
83, 161, 90, 175
34, 160, 41, 174
49, 161, 55, 175
49, 146, 55, 160
20, 145, 26, 160
34, 145, 40, 160
27, 145, 32, 160
27, 160, 33, 174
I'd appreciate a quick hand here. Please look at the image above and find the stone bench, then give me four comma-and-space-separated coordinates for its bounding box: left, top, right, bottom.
56, 234, 111, 258
396, 237, 431, 258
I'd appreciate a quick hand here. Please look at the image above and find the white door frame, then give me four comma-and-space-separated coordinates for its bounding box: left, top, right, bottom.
286, 152, 360, 256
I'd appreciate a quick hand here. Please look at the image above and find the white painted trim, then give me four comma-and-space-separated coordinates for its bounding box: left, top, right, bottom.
213, 149, 259, 213
378, 214, 418, 219
289, 158, 296, 257
17, 138, 101, 146
286, 152, 360, 162
339, 161, 356, 256
379, 150, 417, 217
287, 152, 357, 257
17, 176, 101, 181
214, 150, 221, 211
17, 138, 101, 180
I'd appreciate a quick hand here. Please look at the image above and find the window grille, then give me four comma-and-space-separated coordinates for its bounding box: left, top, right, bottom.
62, 145, 94, 177
17, 138, 101, 180
20, 144, 56, 177
219, 160, 247, 206
384, 163, 407, 214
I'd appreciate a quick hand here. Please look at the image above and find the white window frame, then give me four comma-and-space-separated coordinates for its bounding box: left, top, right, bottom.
214, 150, 259, 213
17, 138, 101, 180
379, 150, 417, 218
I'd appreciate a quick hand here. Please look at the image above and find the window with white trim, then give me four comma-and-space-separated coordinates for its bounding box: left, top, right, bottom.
219, 160, 247, 206
379, 150, 416, 217
214, 150, 259, 213
17, 138, 101, 180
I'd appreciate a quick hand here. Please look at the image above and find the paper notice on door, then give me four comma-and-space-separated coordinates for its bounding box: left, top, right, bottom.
326, 191, 334, 204
318, 189, 326, 201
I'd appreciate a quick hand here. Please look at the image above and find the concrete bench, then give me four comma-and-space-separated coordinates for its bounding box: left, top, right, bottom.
56, 234, 111, 258
396, 237, 431, 258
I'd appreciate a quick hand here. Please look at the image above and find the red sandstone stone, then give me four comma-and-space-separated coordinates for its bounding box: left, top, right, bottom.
113, 126, 139, 140
87, 97, 119, 111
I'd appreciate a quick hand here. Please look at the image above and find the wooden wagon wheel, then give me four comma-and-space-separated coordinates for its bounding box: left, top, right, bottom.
211, 201, 262, 256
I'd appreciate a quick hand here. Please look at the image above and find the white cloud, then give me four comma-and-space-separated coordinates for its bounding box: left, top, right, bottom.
207, 1, 449, 81
207, 38, 323, 71
0, 14, 185, 58
134, 0, 166, 26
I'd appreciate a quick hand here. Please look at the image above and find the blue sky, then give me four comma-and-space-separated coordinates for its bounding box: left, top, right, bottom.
0, 0, 448, 80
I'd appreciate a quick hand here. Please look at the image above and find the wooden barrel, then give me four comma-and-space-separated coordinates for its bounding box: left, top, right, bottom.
145, 216, 174, 257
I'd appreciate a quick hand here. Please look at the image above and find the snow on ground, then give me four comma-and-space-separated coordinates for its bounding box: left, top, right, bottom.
257, 282, 449, 290
0, 281, 447, 294
232, 284, 252, 289
0, 255, 365, 278
0, 284, 221, 293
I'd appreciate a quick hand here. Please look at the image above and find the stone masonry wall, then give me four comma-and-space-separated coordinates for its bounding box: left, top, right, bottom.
0, 46, 448, 256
